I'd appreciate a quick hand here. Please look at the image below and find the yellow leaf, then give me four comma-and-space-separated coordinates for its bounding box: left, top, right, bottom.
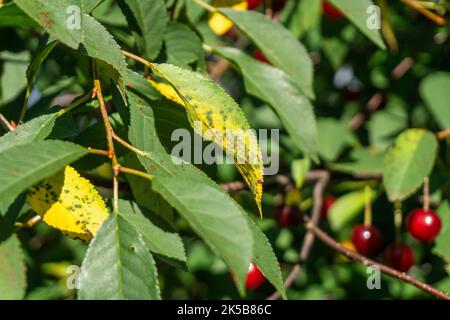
149, 64, 264, 215
27, 166, 110, 241
208, 0, 247, 36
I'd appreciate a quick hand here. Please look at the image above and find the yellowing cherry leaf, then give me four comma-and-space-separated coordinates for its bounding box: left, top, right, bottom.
27, 166, 110, 241
149, 63, 264, 215
208, 0, 247, 36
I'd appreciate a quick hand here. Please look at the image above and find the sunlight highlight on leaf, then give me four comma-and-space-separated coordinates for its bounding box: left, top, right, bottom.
27, 166, 110, 241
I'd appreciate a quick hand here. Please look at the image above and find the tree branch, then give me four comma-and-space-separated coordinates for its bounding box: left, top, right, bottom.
304, 217, 450, 300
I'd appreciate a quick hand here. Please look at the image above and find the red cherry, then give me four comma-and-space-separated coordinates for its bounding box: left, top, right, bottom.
245, 263, 265, 290
322, 1, 343, 20
321, 196, 336, 219
272, 0, 287, 13
406, 209, 441, 242
252, 49, 270, 64
351, 225, 382, 256
274, 205, 300, 227
384, 244, 414, 272
247, 0, 261, 10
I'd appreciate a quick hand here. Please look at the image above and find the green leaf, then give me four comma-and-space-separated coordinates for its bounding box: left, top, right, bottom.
0, 234, 26, 299
14, 0, 82, 49
213, 46, 317, 159
25, 39, 57, 91
383, 129, 438, 202
15, 1, 127, 79
0, 140, 87, 213
127, 92, 253, 294
164, 22, 204, 69
433, 201, 450, 262
246, 216, 286, 299
78, 213, 161, 300
420, 72, 450, 130
0, 3, 37, 27
328, 0, 386, 49
316, 118, 349, 162
291, 158, 311, 189
329, 189, 377, 231
150, 63, 264, 214
121, 0, 168, 60
219, 9, 314, 98
330, 148, 383, 175
118, 200, 186, 263
0, 114, 57, 153
0, 51, 29, 105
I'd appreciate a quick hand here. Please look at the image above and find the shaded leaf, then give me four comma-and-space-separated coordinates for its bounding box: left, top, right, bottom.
127, 92, 253, 294
433, 201, 450, 262
0, 234, 26, 300
420, 72, 450, 130
78, 213, 161, 299
214, 47, 317, 159
219, 8, 314, 98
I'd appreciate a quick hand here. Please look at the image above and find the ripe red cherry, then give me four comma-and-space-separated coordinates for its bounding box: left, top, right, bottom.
384, 244, 414, 272
321, 195, 336, 219
274, 205, 300, 227
351, 225, 382, 256
246, 263, 265, 290
322, 1, 343, 20
252, 49, 270, 64
247, 0, 261, 10
406, 209, 441, 242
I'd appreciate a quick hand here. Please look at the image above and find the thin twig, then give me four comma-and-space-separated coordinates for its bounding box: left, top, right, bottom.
0, 113, 15, 131
349, 57, 414, 131
437, 128, 450, 140
400, 0, 446, 25
87, 147, 110, 157
18, 87, 31, 123
304, 217, 450, 300
122, 50, 153, 68
267, 171, 330, 300
119, 166, 153, 181
423, 177, 430, 211
94, 77, 119, 213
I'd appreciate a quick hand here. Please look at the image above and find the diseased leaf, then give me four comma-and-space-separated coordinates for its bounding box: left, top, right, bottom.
118, 200, 186, 263
383, 129, 438, 202
328, 0, 386, 49
78, 213, 161, 299
0, 140, 87, 213
150, 63, 264, 214
214, 47, 317, 159
246, 216, 287, 299
127, 92, 253, 295
219, 9, 314, 98
0, 234, 26, 300
27, 166, 110, 241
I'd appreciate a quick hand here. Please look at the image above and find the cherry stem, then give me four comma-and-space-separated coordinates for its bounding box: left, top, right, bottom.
394, 201, 403, 243
364, 185, 373, 227
400, 0, 446, 26
423, 177, 430, 211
